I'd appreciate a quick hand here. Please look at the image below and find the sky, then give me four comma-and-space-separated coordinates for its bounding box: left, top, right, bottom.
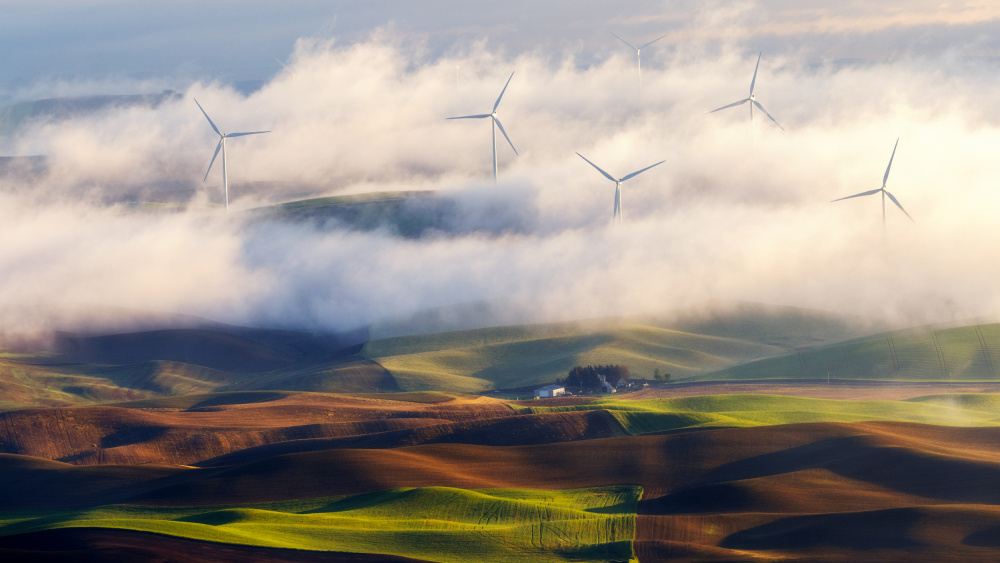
3, 1, 1000, 338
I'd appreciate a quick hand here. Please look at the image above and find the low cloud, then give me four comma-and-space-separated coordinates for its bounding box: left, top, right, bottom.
3, 24, 1000, 339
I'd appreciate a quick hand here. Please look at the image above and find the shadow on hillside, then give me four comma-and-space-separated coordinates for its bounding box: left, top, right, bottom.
720, 509, 923, 550
698, 434, 1000, 504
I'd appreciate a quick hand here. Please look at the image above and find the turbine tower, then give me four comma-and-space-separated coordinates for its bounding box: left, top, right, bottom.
610, 32, 668, 96
576, 152, 665, 226
194, 99, 270, 213
708, 52, 783, 136
447, 72, 518, 184
832, 138, 914, 235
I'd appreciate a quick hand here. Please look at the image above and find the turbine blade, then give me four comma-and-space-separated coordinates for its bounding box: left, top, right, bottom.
751, 100, 784, 130
493, 117, 517, 155
708, 98, 749, 113
194, 99, 222, 137
610, 32, 638, 51
576, 152, 616, 183
749, 51, 761, 97
884, 190, 915, 222
204, 139, 222, 182
273, 56, 292, 72
883, 138, 899, 187
227, 130, 270, 138
639, 33, 669, 50
447, 114, 492, 120
831, 188, 881, 202
493, 71, 515, 113
621, 160, 666, 181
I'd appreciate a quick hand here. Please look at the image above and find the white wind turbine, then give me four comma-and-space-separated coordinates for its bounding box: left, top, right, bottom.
576, 152, 665, 226
447, 72, 517, 184
194, 99, 270, 213
709, 51, 783, 136
610, 32, 668, 96
832, 138, 914, 235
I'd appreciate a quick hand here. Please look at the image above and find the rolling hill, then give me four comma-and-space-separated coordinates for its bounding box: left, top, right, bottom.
2, 390, 1000, 561
362, 303, 878, 392
0, 302, 879, 409
0, 486, 640, 563
701, 321, 1000, 383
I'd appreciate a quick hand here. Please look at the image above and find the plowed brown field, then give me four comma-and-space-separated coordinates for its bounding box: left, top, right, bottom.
2, 393, 1000, 561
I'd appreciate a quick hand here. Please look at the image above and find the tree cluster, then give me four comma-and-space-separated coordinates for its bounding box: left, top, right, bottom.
565, 364, 629, 392
653, 368, 671, 382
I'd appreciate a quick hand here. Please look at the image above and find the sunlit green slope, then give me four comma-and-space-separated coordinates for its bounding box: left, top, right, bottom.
699, 323, 1000, 382
0, 486, 640, 563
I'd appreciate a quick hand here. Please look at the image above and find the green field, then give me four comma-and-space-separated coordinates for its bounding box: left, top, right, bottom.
362, 304, 867, 393
702, 323, 1000, 382
0, 486, 640, 562
517, 394, 1000, 434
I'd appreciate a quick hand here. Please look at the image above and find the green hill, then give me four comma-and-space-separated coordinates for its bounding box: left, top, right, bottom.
362, 304, 874, 393
518, 394, 1000, 434
699, 322, 1000, 383
0, 486, 640, 563
0, 303, 885, 408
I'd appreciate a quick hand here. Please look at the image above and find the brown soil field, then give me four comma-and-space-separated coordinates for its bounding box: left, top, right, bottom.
4, 393, 1000, 561
0, 393, 516, 465
624, 381, 1000, 401
0, 528, 432, 563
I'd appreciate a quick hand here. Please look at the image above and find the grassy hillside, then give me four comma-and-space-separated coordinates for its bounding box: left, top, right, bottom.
248, 191, 449, 237
362, 304, 872, 393
701, 322, 1000, 383
0, 304, 915, 408
519, 394, 1000, 434
0, 486, 640, 563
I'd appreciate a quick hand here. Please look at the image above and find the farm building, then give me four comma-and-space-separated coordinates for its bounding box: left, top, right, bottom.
534, 384, 565, 398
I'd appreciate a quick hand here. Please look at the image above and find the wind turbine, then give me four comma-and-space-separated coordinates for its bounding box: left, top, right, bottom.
576, 152, 665, 225
273, 56, 296, 77
610, 32, 668, 96
708, 51, 783, 136
832, 138, 914, 235
447, 72, 517, 184
194, 99, 269, 213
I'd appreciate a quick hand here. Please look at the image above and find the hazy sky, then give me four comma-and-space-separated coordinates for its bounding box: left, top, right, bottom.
3, 1, 1000, 337
5, 1, 1000, 98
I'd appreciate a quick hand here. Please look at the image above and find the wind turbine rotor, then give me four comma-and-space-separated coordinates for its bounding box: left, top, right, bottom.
610, 32, 638, 51
831, 139, 914, 229
493, 71, 515, 113
708, 52, 782, 134
204, 139, 223, 181
447, 72, 518, 182
749, 51, 761, 97
620, 160, 666, 181
575, 152, 617, 183
708, 98, 750, 114
751, 100, 783, 130
226, 130, 270, 138
831, 188, 882, 202
884, 190, 915, 222
493, 116, 517, 155
883, 138, 900, 187
639, 33, 669, 50
194, 99, 222, 137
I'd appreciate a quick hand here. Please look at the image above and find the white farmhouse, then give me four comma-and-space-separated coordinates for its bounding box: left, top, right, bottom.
534, 384, 565, 398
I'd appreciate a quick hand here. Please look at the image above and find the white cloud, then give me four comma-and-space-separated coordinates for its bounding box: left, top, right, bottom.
3, 14, 1000, 338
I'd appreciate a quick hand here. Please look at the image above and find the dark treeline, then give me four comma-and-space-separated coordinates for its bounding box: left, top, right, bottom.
563, 364, 629, 392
